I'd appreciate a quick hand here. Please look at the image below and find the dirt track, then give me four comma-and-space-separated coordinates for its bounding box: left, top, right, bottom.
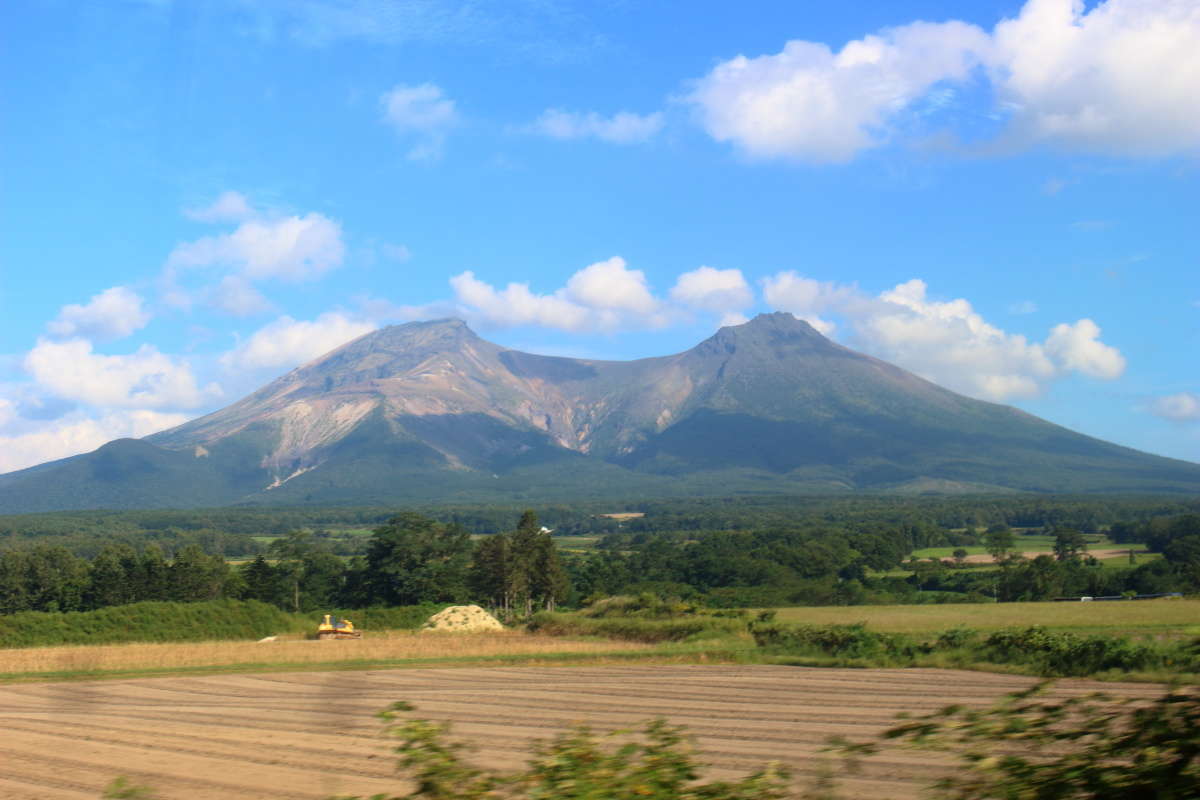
0, 665, 1163, 799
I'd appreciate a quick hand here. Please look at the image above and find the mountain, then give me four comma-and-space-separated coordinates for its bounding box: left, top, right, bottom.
2, 313, 1198, 511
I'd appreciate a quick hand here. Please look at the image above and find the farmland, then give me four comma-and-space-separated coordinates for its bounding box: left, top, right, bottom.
772, 596, 1200, 637
0, 631, 659, 683
0, 663, 1168, 799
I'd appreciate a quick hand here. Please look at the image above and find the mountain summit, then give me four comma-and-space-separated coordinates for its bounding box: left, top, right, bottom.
2, 314, 1198, 510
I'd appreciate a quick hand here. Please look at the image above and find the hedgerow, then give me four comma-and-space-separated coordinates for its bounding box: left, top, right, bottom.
0, 599, 292, 648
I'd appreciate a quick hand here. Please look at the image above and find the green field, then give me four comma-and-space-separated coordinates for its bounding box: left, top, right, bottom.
551, 535, 601, 552
910, 533, 1108, 560
772, 597, 1200, 638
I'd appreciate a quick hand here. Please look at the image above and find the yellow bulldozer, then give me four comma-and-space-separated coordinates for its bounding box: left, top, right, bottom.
316, 614, 362, 640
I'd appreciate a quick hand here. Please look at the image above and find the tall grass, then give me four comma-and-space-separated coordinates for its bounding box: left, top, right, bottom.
0, 631, 655, 677
771, 597, 1200, 637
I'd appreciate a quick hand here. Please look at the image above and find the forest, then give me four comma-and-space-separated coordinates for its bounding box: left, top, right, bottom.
1, 497, 1198, 616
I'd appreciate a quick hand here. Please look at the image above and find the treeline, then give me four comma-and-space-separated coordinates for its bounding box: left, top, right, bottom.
0, 512, 569, 617
904, 515, 1200, 602
245, 511, 568, 616
566, 515, 1200, 606
4, 506, 1197, 617
569, 521, 959, 606
0, 542, 231, 614
616, 495, 1200, 535
5, 495, 1198, 559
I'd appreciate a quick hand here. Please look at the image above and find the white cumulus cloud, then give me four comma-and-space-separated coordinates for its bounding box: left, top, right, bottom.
1148, 392, 1200, 422
564, 257, 658, 313
763, 272, 1125, 400
24, 339, 217, 410
992, 0, 1200, 155
185, 190, 256, 223
46, 286, 151, 341
531, 109, 665, 144
167, 212, 345, 282
687, 0, 1200, 162
761, 273, 858, 334
688, 20, 989, 162
670, 267, 754, 314
0, 410, 190, 475
1044, 319, 1126, 379
381, 83, 458, 160
446, 257, 667, 332
220, 312, 376, 371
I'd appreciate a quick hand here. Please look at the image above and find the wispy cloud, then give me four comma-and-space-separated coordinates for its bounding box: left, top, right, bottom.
1149, 392, 1200, 422
228, 0, 601, 62
529, 109, 664, 144
1008, 300, 1038, 315
380, 84, 458, 161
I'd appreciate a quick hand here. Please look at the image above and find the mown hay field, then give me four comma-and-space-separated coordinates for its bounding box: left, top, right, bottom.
773, 597, 1200, 636
0, 664, 1166, 799
0, 631, 655, 680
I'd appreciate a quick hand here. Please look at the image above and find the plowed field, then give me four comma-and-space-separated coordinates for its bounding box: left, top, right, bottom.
0, 665, 1163, 799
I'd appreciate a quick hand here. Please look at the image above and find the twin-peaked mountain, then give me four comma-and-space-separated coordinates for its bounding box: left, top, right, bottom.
2, 313, 1198, 511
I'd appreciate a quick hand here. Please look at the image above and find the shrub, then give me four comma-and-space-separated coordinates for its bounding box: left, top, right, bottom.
749, 622, 919, 662
529, 611, 742, 643
0, 599, 291, 648
934, 626, 979, 650
982, 626, 1159, 676
581, 594, 698, 619
330, 701, 792, 800
847, 682, 1200, 800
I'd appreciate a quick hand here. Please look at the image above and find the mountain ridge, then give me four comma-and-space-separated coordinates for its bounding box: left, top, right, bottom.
1, 313, 1197, 511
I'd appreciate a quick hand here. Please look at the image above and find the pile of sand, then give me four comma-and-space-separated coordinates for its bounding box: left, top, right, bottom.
421, 605, 505, 633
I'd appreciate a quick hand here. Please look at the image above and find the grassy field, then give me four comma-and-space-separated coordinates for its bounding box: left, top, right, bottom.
910, 533, 1110, 560
772, 597, 1200, 637
0, 631, 662, 682
551, 534, 601, 552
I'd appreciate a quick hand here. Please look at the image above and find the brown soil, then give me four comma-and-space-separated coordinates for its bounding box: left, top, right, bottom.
959, 548, 1136, 564
0, 665, 1162, 799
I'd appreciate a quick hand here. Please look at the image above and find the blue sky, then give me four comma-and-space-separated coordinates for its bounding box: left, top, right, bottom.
1, 0, 1198, 474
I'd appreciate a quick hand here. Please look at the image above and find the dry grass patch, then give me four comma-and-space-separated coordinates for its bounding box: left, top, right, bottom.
0, 631, 654, 677
773, 597, 1200, 637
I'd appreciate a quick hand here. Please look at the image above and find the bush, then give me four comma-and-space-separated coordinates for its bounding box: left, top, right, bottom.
934, 626, 979, 650
0, 599, 291, 648
982, 626, 1159, 676
844, 682, 1200, 799
750, 622, 919, 662
581, 593, 699, 619
529, 611, 743, 643
333, 701, 792, 800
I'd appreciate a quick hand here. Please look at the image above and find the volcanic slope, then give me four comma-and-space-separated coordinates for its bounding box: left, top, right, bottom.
1, 313, 1197, 511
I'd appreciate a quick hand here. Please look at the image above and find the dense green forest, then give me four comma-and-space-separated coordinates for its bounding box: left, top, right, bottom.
2, 494, 1197, 557
1, 497, 1197, 617
0, 511, 569, 616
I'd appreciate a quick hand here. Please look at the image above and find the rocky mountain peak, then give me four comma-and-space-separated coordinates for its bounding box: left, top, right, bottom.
692, 311, 837, 360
